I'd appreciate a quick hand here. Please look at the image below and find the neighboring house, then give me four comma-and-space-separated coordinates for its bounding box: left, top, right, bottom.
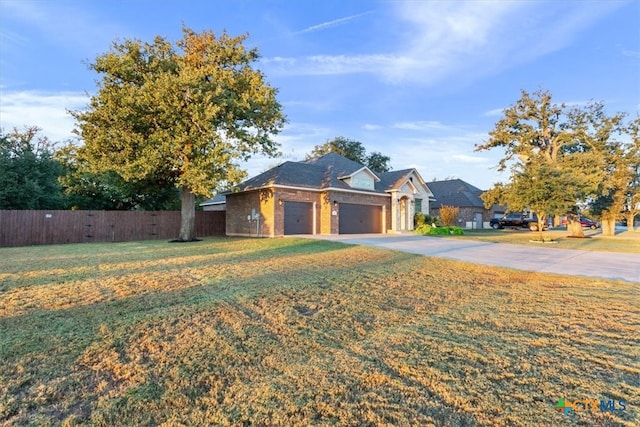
224, 153, 434, 237
428, 179, 503, 229
200, 194, 226, 211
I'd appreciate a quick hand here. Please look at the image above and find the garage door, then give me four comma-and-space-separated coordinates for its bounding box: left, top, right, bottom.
339, 203, 382, 234
284, 201, 313, 235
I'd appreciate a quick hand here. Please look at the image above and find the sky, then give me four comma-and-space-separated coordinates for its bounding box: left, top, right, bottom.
1, 0, 639, 191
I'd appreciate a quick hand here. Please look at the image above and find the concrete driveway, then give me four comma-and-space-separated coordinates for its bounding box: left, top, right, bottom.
305, 233, 640, 283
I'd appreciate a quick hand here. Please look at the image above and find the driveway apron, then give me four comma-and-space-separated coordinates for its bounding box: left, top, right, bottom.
305, 234, 640, 283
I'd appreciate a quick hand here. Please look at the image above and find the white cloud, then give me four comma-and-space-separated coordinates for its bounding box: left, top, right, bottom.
393, 121, 448, 131
362, 123, 382, 131
261, 54, 396, 77
281, 99, 335, 113
483, 108, 505, 117
621, 48, 640, 59
0, 90, 87, 142
295, 11, 374, 35
1, 1, 126, 56
261, 56, 297, 66
262, 1, 625, 86
0, 28, 29, 52
451, 154, 490, 164
383, 0, 624, 84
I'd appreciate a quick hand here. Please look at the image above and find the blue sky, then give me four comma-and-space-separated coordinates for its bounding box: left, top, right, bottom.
1, 0, 638, 190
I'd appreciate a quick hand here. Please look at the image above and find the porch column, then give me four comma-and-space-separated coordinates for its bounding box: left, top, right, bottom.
312, 202, 317, 235
382, 205, 387, 233
409, 197, 415, 230
390, 194, 398, 232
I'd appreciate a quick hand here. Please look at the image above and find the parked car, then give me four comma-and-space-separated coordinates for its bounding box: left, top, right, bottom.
580, 217, 600, 229
490, 213, 549, 231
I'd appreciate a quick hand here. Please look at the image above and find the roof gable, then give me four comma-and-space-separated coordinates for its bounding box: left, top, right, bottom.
338, 167, 380, 190
377, 169, 433, 196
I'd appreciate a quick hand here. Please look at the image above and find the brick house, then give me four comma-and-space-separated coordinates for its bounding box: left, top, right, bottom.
428, 179, 503, 229
224, 153, 434, 237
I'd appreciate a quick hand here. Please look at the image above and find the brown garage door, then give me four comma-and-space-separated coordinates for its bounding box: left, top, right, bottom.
284, 201, 313, 235
339, 203, 382, 234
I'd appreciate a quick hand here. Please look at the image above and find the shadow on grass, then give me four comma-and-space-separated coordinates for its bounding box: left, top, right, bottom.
0, 246, 417, 361
0, 238, 353, 291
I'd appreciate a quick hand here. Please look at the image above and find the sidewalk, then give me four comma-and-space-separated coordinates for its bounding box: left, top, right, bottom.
306, 233, 640, 283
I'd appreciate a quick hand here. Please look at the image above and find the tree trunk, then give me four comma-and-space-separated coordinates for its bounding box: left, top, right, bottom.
178, 187, 197, 241
627, 212, 637, 232
601, 218, 616, 236
536, 214, 545, 241
537, 220, 543, 241
567, 218, 584, 238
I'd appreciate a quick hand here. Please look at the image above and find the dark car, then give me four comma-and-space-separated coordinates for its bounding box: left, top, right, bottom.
580, 217, 600, 229
490, 213, 549, 231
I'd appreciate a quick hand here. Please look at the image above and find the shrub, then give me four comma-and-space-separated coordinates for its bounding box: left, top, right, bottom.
414, 225, 464, 236
426, 214, 440, 226
415, 213, 441, 228
439, 205, 460, 226
415, 224, 432, 234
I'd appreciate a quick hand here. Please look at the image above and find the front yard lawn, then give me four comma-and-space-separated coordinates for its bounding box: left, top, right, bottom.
1, 237, 638, 426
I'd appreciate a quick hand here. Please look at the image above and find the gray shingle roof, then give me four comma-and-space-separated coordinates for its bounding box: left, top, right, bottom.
238, 161, 329, 190
200, 194, 227, 205
237, 153, 416, 194
376, 169, 414, 191
428, 179, 485, 208
302, 152, 365, 177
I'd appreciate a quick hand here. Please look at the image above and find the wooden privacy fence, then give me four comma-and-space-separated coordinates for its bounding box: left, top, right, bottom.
0, 210, 226, 247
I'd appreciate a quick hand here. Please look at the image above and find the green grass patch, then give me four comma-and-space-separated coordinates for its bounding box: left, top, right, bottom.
1, 237, 638, 426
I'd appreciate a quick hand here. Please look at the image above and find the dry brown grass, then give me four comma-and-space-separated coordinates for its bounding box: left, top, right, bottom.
0, 237, 638, 426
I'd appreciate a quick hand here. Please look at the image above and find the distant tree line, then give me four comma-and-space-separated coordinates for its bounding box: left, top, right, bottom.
1, 126, 182, 210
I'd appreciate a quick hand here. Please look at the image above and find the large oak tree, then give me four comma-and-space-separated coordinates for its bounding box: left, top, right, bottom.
477, 89, 635, 238
478, 90, 601, 238
72, 27, 285, 241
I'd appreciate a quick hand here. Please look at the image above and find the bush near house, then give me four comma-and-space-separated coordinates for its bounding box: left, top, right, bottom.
414, 212, 440, 227
439, 205, 460, 226
415, 224, 464, 236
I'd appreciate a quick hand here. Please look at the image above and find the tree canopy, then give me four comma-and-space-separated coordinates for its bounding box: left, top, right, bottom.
72, 27, 286, 240
477, 89, 636, 237
0, 127, 66, 210
56, 143, 181, 211
307, 136, 392, 173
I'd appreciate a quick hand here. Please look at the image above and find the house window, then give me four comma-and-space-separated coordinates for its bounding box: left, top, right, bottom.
415, 198, 422, 213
